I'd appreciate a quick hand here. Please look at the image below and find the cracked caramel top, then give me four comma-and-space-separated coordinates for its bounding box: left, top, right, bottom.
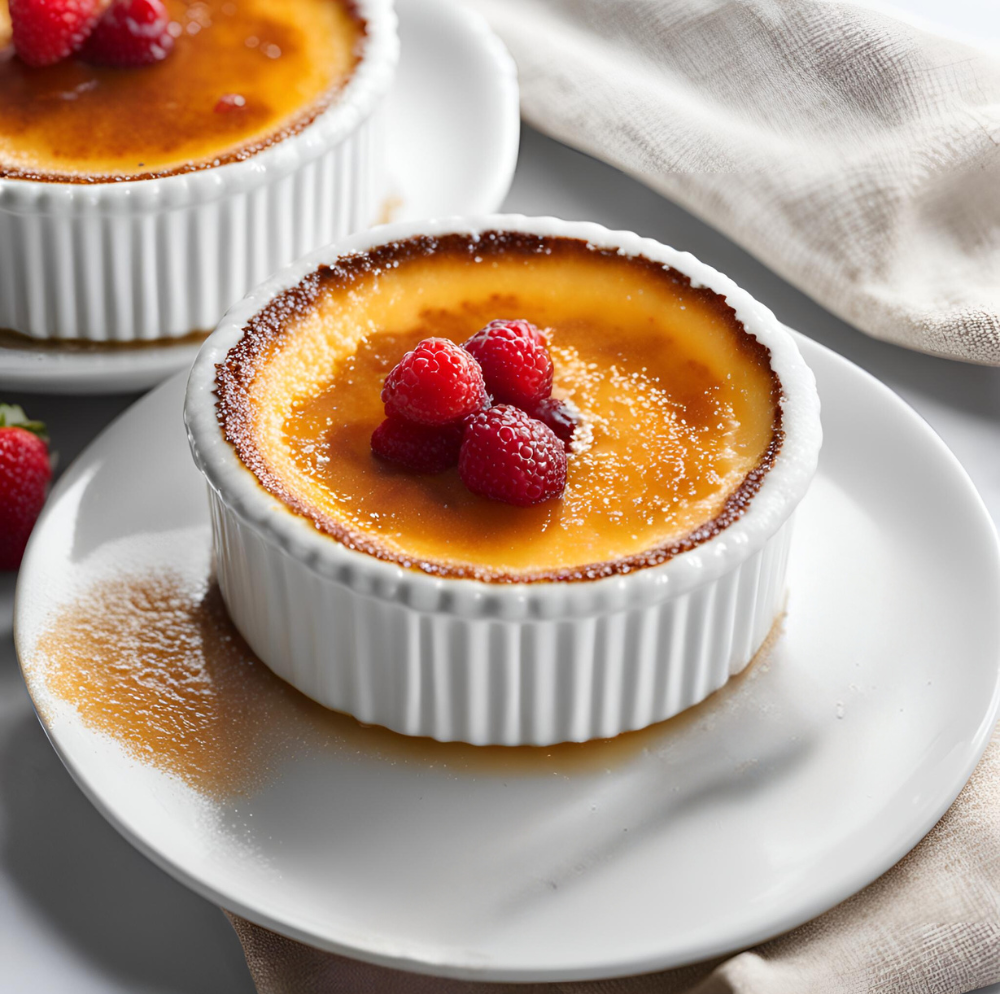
0, 0, 363, 182
217, 232, 783, 582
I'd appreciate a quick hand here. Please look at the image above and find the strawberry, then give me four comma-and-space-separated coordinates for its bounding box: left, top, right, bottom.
0, 405, 52, 571
80, 0, 173, 67
9, 0, 108, 67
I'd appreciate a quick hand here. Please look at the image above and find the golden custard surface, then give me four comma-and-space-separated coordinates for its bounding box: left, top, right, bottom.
218, 235, 781, 581
0, 0, 362, 181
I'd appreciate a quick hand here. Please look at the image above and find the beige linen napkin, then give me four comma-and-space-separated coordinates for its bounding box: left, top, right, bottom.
228, 723, 1000, 993
467, 0, 1000, 365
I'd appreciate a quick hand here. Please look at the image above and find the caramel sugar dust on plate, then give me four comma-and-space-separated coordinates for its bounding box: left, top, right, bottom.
27, 568, 786, 800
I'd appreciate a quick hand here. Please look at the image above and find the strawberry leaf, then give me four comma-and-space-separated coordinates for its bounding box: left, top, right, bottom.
0, 404, 48, 443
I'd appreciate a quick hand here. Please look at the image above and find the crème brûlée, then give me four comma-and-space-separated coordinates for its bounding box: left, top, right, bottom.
217, 232, 784, 583
0, 0, 363, 182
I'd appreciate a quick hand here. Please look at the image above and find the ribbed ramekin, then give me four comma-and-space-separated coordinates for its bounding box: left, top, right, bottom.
185, 215, 823, 746
0, 0, 397, 343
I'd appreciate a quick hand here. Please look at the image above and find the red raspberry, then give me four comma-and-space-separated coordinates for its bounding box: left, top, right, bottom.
463, 319, 552, 409
371, 417, 465, 474
382, 337, 488, 426
9, 0, 107, 67
459, 406, 567, 506
528, 396, 579, 449
81, 0, 173, 67
482, 318, 546, 347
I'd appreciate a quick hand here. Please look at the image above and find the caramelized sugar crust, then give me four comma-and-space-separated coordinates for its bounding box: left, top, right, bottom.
0, 0, 363, 182
217, 232, 784, 583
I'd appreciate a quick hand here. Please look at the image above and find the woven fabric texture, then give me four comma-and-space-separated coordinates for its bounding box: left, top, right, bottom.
470, 0, 1000, 364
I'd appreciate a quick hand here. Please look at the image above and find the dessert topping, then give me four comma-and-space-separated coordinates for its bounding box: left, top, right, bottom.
9, 0, 108, 67
372, 320, 572, 504
527, 396, 579, 449
464, 318, 553, 409
0, 404, 52, 571
459, 406, 567, 507
81, 0, 174, 67
381, 337, 488, 426
371, 417, 465, 475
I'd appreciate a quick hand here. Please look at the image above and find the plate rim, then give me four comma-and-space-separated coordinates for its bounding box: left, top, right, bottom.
14, 331, 1000, 982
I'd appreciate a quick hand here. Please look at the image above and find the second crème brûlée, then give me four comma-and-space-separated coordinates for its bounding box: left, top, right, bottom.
217, 232, 783, 582
0, 0, 363, 181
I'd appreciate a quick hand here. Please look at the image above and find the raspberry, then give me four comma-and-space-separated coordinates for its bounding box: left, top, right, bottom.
481, 318, 546, 347
459, 406, 567, 506
81, 0, 173, 68
528, 396, 579, 449
382, 337, 488, 426
371, 417, 465, 474
463, 319, 552, 409
9, 0, 107, 67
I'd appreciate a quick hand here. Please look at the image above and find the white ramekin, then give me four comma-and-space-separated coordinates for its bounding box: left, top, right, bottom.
185, 215, 823, 746
0, 0, 397, 343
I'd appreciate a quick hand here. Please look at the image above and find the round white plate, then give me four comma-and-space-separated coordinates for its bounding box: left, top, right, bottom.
15, 334, 1000, 982
0, 0, 519, 397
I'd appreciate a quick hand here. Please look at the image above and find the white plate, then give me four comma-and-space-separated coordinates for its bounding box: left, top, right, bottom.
0, 0, 519, 397
14, 334, 1000, 982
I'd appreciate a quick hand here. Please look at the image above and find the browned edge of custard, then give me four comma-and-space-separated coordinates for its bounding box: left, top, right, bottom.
0, 2, 367, 185
215, 231, 785, 583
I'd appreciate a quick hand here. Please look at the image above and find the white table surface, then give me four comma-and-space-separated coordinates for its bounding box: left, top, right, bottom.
2, 121, 999, 992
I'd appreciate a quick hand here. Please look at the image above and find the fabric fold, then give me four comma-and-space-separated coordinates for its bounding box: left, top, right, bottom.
466, 0, 1000, 364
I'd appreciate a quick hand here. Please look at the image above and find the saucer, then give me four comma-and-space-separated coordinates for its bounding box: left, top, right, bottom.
0, 0, 519, 397
15, 334, 1000, 982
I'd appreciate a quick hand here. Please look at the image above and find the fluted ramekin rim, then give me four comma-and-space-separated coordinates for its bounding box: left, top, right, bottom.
184, 214, 823, 617
0, 0, 399, 214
